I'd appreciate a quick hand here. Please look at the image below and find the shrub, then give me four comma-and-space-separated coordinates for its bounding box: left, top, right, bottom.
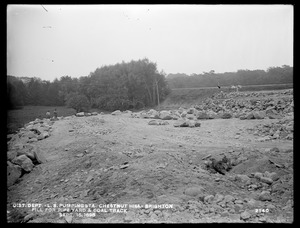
66, 94, 90, 112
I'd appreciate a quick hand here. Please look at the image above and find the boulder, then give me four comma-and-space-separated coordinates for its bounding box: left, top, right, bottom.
148, 120, 159, 125
159, 111, 173, 120
254, 172, 263, 179
42, 132, 50, 139
258, 191, 272, 201
235, 174, 251, 184
76, 112, 85, 117
195, 122, 201, 127
111, 110, 122, 115
221, 112, 232, 119
140, 112, 150, 118
161, 121, 169, 125
180, 111, 187, 118
239, 115, 247, 120
204, 195, 215, 204
196, 112, 209, 120
28, 138, 38, 143
148, 109, 159, 118
186, 114, 195, 120
26, 131, 38, 139
7, 163, 22, 187
33, 147, 47, 164
184, 186, 205, 197
12, 155, 34, 172
187, 120, 196, 128
16, 144, 35, 160
260, 177, 273, 185
91, 112, 98, 115
7, 149, 17, 161
240, 211, 251, 221
246, 112, 255, 120
268, 113, 283, 119
270, 147, 280, 153
253, 111, 266, 119
207, 111, 217, 119
174, 119, 187, 127
214, 194, 224, 203
187, 108, 196, 114
224, 195, 235, 203
37, 134, 45, 140
247, 199, 259, 208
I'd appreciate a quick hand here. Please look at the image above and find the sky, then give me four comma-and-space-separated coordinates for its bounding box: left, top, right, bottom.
7, 4, 293, 81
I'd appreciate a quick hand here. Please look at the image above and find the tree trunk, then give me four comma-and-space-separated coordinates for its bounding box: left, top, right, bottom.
156, 81, 160, 106
143, 80, 152, 105
152, 83, 156, 105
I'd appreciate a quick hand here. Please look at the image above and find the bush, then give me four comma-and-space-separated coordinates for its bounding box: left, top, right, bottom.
66, 94, 90, 112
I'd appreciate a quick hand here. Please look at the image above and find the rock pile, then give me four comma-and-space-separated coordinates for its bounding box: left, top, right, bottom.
204, 156, 232, 175
195, 91, 293, 120
246, 115, 294, 141
7, 118, 51, 187
128, 89, 293, 124
76, 112, 99, 117
211, 89, 293, 100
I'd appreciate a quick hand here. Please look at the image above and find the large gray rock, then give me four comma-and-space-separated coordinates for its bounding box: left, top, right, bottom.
214, 193, 224, 203
260, 176, 273, 185
235, 174, 251, 184
187, 108, 196, 114
207, 111, 218, 119
16, 144, 35, 160
12, 155, 34, 172
196, 112, 209, 120
186, 114, 195, 120
240, 210, 251, 221
25, 131, 38, 139
148, 109, 159, 117
111, 110, 122, 115
7, 163, 22, 187
148, 120, 159, 125
159, 111, 173, 120
174, 119, 187, 127
33, 147, 47, 164
76, 112, 85, 117
224, 195, 235, 203
246, 112, 255, 120
253, 111, 266, 119
258, 191, 272, 201
140, 112, 150, 118
7, 149, 17, 161
184, 186, 205, 197
221, 112, 233, 119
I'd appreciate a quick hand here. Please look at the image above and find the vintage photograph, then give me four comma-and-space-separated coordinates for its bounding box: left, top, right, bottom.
7, 4, 293, 223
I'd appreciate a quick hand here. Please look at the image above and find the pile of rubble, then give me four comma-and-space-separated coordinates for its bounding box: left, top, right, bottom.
195, 94, 293, 120
124, 89, 293, 124
211, 89, 293, 100
7, 118, 52, 187
246, 115, 294, 141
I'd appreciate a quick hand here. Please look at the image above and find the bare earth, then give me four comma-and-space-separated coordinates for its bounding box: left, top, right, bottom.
7, 102, 293, 223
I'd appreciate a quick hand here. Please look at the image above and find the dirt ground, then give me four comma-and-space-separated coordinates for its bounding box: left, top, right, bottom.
7, 95, 293, 223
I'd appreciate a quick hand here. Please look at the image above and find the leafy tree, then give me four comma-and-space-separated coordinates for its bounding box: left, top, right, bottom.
66, 93, 90, 112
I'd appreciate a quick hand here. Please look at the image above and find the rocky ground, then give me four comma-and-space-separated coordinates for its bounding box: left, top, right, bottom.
7, 89, 293, 223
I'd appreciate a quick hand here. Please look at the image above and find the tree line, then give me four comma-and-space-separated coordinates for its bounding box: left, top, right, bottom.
166, 65, 293, 88
7, 59, 171, 111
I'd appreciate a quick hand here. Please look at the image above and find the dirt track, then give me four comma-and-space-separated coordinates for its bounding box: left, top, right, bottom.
7, 111, 293, 223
